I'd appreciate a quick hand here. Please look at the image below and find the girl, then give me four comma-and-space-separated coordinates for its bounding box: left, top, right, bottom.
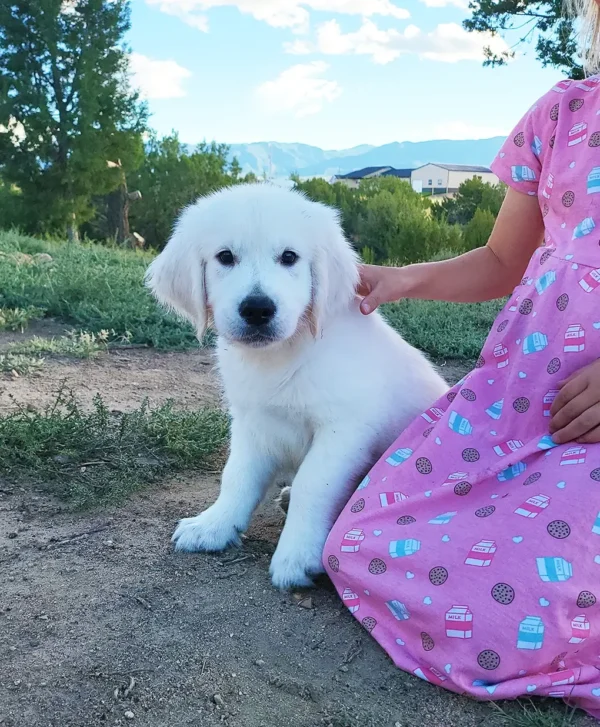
323, 0, 600, 718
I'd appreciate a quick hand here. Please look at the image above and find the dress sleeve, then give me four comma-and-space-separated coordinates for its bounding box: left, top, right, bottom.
491, 83, 562, 196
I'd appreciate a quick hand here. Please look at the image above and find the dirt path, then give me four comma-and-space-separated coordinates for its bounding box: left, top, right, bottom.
0, 338, 593, 727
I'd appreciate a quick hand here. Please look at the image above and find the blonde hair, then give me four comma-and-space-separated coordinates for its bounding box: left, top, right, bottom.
569, 0, 600, 74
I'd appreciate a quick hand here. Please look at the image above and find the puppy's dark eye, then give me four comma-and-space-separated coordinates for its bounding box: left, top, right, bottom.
217, 250, 235, 266
280, 250, 298, 267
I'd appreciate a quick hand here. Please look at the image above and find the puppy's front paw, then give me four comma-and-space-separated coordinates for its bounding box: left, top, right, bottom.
172, 507, 241, 553
269, 536, 325, 590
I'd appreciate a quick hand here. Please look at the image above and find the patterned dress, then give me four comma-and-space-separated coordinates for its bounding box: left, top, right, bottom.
324, 77, 600, 719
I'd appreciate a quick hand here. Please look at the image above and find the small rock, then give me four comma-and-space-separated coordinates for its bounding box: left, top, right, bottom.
7, 532, 17, 539
124, 710, 135, 720
298, 597, 313, 610
38, 614, 49, 621
103, 540, 115, 548
339, 665, 348, 673
213, 694, 225, 708
254, 659, 265, 667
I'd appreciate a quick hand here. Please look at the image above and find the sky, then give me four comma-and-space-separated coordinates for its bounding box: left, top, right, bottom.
127, 0, 563, 150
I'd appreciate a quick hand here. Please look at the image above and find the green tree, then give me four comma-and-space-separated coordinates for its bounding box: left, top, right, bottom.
292, 176, 363, 243
463, 207, 496, 251
433, 178, 506, 226
465, 0, 581, 77
128, 133, 247, 249
0, 0, 147, 240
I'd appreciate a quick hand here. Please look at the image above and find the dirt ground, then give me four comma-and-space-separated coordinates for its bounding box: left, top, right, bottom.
0, 325, 594, 727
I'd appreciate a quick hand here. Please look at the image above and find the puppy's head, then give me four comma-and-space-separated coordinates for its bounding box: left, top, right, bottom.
145, 183, 359, 348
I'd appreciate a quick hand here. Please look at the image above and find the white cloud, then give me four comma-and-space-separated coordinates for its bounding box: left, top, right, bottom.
419, 0, 469, 7
284, 39, 314, 54
256, 61, 342, 117
129, 53, 192, 99
311, 19, 509, 64
145, 0, 408, 33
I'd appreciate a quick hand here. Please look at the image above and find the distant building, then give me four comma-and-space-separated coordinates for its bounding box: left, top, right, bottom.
410, 164, 498, 197
331, 166, 413, 188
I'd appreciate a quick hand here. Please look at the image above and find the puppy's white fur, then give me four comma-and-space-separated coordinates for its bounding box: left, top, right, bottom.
146, 183, 447, 589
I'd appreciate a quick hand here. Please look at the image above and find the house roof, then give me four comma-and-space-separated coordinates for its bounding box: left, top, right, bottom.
337, 166, 413, 180
416, 163, 493, 173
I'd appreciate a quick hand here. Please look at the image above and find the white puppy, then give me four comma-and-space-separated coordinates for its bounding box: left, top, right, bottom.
146, 183, 447, 589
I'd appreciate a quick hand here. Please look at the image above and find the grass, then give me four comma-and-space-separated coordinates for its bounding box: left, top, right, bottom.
0, 353, 45, 375
0, 229, 501, 360
491, 700, 583, 727
0, 305, 45, 332
0, 386, 229, 508
9, 330, 110, 358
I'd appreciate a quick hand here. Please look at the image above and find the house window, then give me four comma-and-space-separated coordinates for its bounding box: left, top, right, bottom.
427, 179, 432, 186
437, 179, 443, 186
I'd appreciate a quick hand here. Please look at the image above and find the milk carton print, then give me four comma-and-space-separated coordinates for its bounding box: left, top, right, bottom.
542, 172, 554, 199
543, 390, 559, 417
514, 494, 551, 518
573, 216, 595, 239
386, 447, 413, 466
448, 411, 473, 436
553, 79, 573, 93
523, 332, 549, 354
497, 462, 527, 481
357, 475, 370, 490
428, 511, 457, 525
535, 270, 556, 294
560, 445, 587, 465
379, 492, 408, 507
564, 324, 585, 352
465, 539, 497, 567
537, 434, 557, 450
531, 136, 542, 156
592, 511, 600, 535
494, 439, 524, 457
568, 122, 588, 146
389, 539, 421, 558
341, 528, 365, 553
413, 667, 447, 685
517, 616, 545, 650
550, 669, 577, 687
494, 343, 509, 368
508, 295, 521, 312
536, 556, 573, 582
486, 399, 504, 420
579, 268, 600, 293
386, 599, 410, 620
570, 615, 590, 644
577, 76, 600, 91
512, 165, 536, 182
442, 471, 468, 487
421, 407, 444, 424
588, 167, 600, 194
342, 588, 360, 613
445, 605, 473, 639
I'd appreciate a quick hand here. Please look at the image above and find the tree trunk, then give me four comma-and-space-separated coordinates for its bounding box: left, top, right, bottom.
106, 171, 130, 245
67, 213, 79, 243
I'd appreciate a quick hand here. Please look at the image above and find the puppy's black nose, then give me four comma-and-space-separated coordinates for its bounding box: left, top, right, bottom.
239, 295, 276, 326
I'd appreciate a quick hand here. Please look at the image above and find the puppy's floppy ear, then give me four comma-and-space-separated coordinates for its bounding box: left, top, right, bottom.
144, 209, 209, 340
309, 205, 360, 337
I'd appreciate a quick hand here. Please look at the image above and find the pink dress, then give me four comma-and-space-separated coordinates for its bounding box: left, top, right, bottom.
324, 77, 600, 719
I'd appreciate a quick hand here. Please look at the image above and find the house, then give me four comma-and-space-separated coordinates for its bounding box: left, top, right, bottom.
331, 166, 413, 189
410, 164, 499, 196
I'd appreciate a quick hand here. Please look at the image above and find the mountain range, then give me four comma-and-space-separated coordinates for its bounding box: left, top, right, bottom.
223, 137, 506, 179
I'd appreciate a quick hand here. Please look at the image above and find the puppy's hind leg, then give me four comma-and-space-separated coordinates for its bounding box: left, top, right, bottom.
172, 417, 278, 553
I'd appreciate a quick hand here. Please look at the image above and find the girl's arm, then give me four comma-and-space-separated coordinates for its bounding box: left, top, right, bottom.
359, 188, 544, 314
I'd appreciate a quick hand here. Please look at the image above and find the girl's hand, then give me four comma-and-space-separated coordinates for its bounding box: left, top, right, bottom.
549, 359, 600, 444
358, 264, 414, 314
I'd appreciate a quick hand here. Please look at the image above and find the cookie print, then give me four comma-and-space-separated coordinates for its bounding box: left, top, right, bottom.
423, 426, 434, 438
429, 566, 449, 586
350, 498, 365, 513
478, 650, 501, 670
327, 555, 339, 573
513, 397, 530, 413
569, 98, 584, 112
462, 448, 480, 463
461, 389, 477, 402
589, 131, 600, 147
361, 616, 377, 632
416, 457, 433, 475
577, 591, 597, 608
547, 357, 562, 375
547, 520, 571, 539
524, 472, 542, 486
421, 632, 435, 651
324, 80, 600, 720
368, 558, 387, 575
454, 481, 472, 496
491, 583, 515, 605
519, 299, 533, 315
